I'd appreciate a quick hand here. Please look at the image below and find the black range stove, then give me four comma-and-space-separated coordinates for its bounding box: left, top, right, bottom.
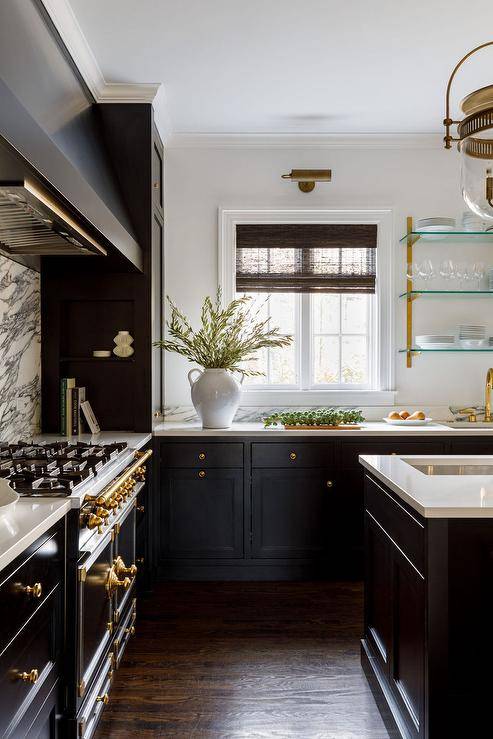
0, 440, 128, 496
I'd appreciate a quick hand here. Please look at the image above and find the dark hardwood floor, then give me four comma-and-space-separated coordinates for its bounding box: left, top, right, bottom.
95, 582, 389, 738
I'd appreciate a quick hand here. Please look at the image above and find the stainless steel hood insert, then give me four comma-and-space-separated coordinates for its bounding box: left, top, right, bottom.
0, 179, 107, 256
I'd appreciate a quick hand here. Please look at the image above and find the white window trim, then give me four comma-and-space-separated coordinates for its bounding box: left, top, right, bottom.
218, 208, 395, 406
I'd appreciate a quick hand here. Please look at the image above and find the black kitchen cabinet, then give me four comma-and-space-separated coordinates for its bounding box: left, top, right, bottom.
364, 511, 392, 675
251, 468, 332, 558
162, 468, 244, 559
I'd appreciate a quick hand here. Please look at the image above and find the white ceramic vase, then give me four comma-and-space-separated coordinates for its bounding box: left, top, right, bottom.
188, 368, 243, 429
113, 330, 134, 358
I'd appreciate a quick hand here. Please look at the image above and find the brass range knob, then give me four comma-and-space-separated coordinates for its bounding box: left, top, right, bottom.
106, 566, 131, 596
95, 507, 110, 521
16, 669, 39, 684
125, 625, 136, 636
96, 693, 109, 705
135, 467, 146, 481
86, 514, 104, 532
22, 582, 42, 599
114, 556, 137, 578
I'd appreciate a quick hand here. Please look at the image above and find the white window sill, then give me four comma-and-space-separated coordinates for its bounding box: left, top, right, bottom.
239, 390, 397, 407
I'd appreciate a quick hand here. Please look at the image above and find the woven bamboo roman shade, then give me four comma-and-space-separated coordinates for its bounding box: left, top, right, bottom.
236, 223, 377, 293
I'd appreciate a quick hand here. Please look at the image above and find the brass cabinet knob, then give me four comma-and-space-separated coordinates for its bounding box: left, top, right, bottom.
326, 480, 334, 489
17, 669, 39, 684
136, 505, 145, 513
114, 556, 137, 578
198, 452, 206, 460
125, 625, 136, 636
153, 181, 159, 189
96, 693, 110, 705
198, 470, 206, 478
23, 582, 42, 598
105, 566, 131, 596
289, 452, 297, 461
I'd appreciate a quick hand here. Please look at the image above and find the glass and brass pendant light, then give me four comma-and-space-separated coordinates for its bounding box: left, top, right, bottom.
444, 42, 493, 219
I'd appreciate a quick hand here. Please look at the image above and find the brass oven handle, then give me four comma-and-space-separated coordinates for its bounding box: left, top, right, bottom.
16, 669, 39, 684
96, 693, 109, 705
114, 556, 137, 578
105, 566, 131, 596
85, 449, 153, 508
23, 582, 42, 599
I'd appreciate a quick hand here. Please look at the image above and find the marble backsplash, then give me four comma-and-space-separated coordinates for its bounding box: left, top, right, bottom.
0, 257, 41, 441
162, 405, 454, 423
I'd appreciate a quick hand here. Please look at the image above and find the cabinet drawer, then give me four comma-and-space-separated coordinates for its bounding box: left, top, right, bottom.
0, 525, 64, 653
365, 474, 425, 575
252, 442, 334, 468
0, 595, 57, 737
342, 439, 446, 469
161, 442, 243, 468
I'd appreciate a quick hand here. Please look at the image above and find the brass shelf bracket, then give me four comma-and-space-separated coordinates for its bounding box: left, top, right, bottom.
405, 216, 419, 367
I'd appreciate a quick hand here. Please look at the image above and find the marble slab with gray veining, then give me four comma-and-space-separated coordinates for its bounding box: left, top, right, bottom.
0, 257, 40, 441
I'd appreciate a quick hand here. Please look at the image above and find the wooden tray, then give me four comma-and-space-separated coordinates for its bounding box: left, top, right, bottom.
283, 424, 362, 430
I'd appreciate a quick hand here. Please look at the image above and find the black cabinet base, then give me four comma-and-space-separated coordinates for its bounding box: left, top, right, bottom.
158, 560, 361, 581
361, 639, 410, 739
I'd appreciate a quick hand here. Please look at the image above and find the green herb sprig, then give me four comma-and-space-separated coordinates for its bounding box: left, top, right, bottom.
263, 408, 365, 428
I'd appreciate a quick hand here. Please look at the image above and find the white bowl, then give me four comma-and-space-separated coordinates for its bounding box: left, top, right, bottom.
0, 479, 19, 516
383, 417, 433, 426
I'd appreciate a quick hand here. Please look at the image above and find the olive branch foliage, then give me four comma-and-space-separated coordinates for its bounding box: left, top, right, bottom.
154, 289, 292, 376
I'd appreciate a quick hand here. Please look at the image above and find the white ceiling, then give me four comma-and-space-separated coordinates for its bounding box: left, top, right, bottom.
68, 0, 493, 135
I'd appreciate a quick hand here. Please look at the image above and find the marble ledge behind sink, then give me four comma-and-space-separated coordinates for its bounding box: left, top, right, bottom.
162, 405, 457, 424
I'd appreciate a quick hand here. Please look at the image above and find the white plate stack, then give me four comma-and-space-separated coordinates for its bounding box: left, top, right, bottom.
415, 335, 455, 349
461, 211, 489, 231
488, 268, 493, 291
458, 325, 487, 348
416, 217, 455, 240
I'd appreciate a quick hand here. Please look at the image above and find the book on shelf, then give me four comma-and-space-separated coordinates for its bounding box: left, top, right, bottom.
80, 400, 101, 435
60, 377, 76, 436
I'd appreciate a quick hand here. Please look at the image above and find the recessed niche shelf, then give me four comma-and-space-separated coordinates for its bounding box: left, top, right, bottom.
59, 356, 135, 363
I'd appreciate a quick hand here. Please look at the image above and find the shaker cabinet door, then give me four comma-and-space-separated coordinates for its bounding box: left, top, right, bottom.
251, 469, 331, 559
364, 512, 392, 674
162, 468, 244, 559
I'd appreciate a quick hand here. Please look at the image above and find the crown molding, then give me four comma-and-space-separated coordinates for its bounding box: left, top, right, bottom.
40, 0, 160, 103
167, 132, 444, 150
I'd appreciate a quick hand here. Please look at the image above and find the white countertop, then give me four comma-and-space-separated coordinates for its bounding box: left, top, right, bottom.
0, 431, 152, 573
360, 454, 493, 518
0, 499, 70, 572
153, 420, 493, 436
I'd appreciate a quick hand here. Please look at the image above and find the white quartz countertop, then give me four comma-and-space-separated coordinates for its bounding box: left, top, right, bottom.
0, 499, 70, 572
360, 454, 493, 518
0, 431, 152, 573
153, 420, 493, 436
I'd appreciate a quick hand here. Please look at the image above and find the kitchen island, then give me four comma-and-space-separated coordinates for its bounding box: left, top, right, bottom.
359, 453, 493, 738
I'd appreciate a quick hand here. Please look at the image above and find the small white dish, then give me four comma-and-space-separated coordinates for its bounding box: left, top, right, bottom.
0, 479, 19, 516
383, 417, 433, 426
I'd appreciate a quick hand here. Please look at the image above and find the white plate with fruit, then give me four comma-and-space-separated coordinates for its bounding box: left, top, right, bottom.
383, 410, 433, 426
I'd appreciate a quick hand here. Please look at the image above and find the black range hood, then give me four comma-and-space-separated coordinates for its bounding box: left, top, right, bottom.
0, 179, 107, 257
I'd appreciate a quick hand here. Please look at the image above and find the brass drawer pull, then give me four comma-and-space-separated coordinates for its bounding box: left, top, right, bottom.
17, 669, 39, 684
326, 480, 334, 489
198, 470, 206, 478
198, 452, 206, 460
289, 451, 297, 461
23, 582, 42, 599
96, 693, 109, 705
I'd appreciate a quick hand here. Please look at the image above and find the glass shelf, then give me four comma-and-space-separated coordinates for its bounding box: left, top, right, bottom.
400, 230, 493, 244
399, 290, 493, 298
399, 347, 493, 353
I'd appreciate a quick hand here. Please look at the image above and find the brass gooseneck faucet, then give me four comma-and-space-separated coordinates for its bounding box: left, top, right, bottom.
485, 368, 493, 423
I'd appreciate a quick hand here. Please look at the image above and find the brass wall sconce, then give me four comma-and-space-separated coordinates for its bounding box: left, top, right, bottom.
281, 169, 332, 193
443, 41, 493, 219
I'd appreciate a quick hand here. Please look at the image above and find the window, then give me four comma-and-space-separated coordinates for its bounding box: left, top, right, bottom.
219, 209, 394, 404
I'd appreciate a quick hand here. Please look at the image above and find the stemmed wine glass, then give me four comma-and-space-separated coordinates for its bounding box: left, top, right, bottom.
439, 259, 455, 286
472, 262, 485, 290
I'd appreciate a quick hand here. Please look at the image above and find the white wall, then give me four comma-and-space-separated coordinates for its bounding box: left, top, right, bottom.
164, 142, 492, 410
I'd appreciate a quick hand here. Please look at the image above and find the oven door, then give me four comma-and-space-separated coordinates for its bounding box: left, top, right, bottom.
114, 499, 137, 618
77, 529, 114, 703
